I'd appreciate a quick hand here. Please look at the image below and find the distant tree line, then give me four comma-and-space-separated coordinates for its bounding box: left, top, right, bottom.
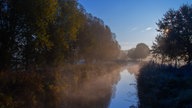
152, 4, 192, 65
127, 43, 150, 60
0, 0, 120, 71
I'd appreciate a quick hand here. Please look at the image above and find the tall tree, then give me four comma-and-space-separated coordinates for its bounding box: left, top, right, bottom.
46, 0, 85, 65
0, 0, 13, 70
0, 0, 57, 70
0, 0, 121, 70
76, 14, 120, 62
152, 4, 192, 64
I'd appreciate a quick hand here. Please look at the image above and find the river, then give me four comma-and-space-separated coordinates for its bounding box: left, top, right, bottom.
109, 69, 139, 108
60, 64, 139, 108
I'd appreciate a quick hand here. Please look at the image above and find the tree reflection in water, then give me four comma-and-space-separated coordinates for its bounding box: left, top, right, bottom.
60, 67, 121, 108
54, 64, 139, 108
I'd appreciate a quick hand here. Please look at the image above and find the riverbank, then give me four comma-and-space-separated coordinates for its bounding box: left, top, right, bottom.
137, 62, 192, 108
0, 61, 122, 108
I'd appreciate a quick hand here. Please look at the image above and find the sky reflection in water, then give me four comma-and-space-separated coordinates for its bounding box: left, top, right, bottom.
109, 69, 139, 108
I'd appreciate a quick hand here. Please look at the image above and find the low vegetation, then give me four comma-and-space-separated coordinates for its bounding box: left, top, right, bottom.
138, 62, 192, 108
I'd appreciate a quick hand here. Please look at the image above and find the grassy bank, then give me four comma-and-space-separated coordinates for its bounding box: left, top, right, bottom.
0, 62, 121, 108
137, 62, 192, 108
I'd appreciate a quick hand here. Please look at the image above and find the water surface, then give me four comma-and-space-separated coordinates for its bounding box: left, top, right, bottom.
60, 66, 139, 108
109, 69, 139, 108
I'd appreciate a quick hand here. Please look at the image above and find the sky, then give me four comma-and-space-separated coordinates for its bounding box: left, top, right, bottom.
78, 0, 192, 50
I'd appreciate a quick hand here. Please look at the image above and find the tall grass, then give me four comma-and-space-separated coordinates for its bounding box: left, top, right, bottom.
137, 62, 192, 108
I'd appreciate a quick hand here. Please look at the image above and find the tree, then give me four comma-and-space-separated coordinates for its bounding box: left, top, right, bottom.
0, 0, 121, 70
152, 4, 192, 64
127, 43, 150, 60
0, 0, 57, 71
134, 43, 150, 60
46, 0, 85, 65
0, 0, 14, 70
127, 48, 136, 59
76, 14, 120, 62
152, 35, 169, 63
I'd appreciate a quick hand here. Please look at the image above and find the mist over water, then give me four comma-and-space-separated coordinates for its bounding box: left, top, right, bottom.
58, 67, 121, 108
58, 65, 139, 108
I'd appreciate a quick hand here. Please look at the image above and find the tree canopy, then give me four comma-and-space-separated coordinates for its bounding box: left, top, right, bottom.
0, 0, 120, 71
127, 43, 150, 60
152, 4, 192, 64
76, 14, 120, 62
0, 0, 58, 70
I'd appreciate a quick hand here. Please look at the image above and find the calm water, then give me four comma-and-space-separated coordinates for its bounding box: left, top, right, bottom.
61, 66, 139, 108
109, 69, 139, 108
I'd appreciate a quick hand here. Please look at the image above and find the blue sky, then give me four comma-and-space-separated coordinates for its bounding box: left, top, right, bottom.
78, 0, 192, 50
